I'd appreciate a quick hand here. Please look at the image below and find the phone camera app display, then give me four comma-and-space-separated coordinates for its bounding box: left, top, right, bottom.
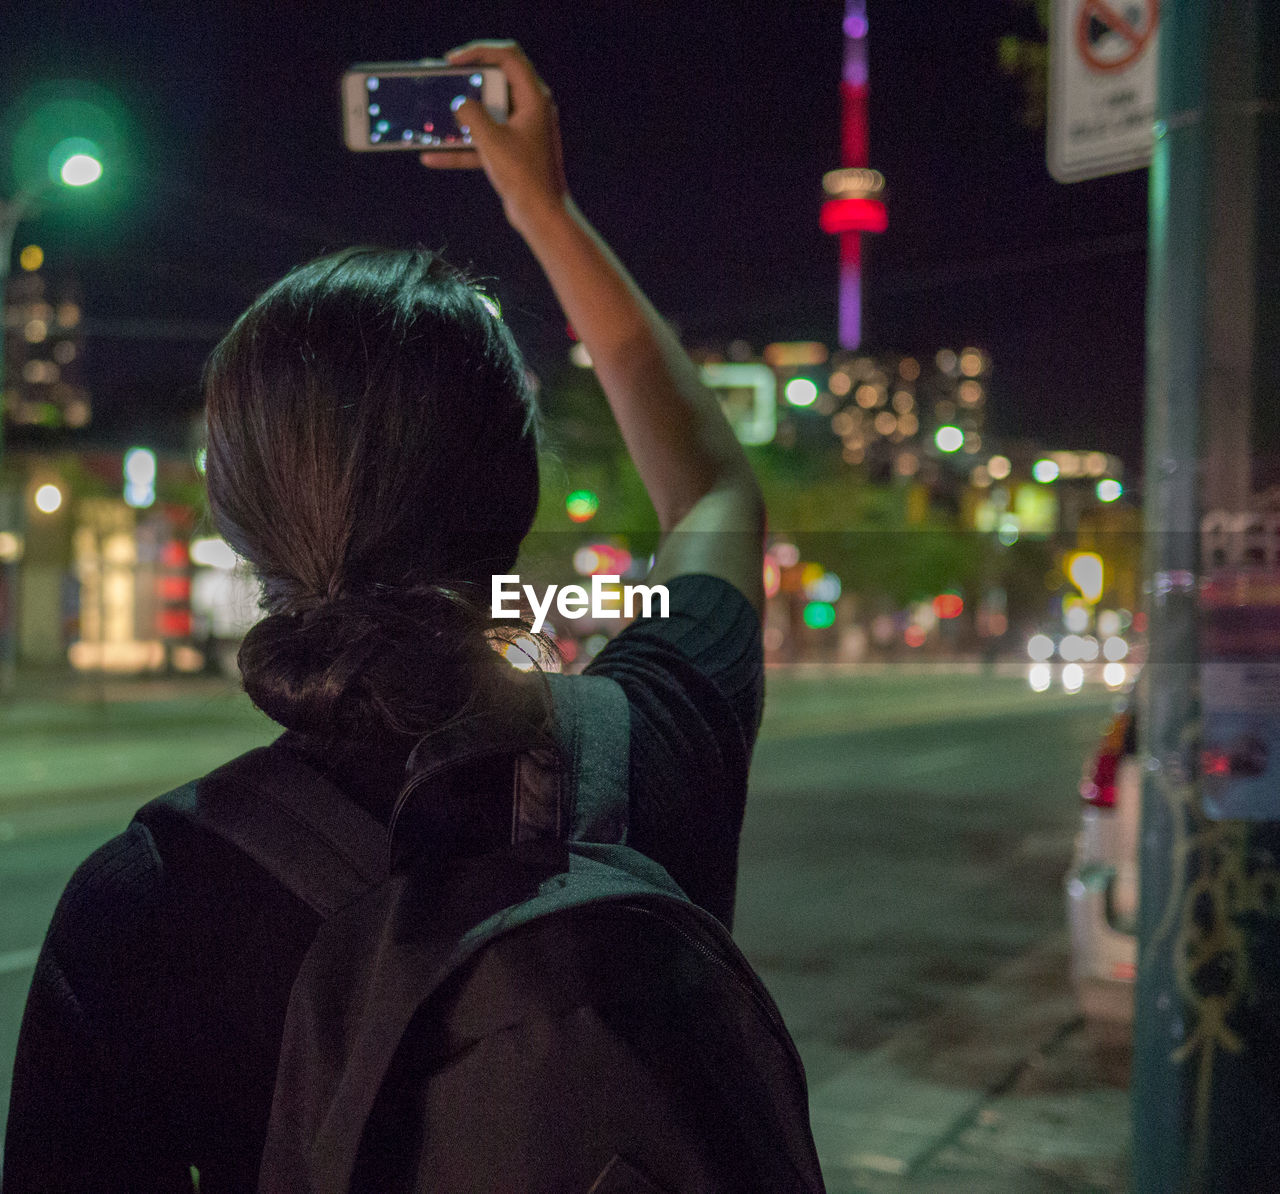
365, 73, 486, 146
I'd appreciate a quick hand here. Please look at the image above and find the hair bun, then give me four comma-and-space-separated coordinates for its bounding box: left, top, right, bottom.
237, 585, 501, 738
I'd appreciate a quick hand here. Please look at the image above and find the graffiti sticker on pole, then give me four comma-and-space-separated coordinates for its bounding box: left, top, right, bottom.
1048, 0, 1160, 183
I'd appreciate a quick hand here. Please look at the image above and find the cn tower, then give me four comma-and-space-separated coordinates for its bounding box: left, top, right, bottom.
820, 0, 887, 349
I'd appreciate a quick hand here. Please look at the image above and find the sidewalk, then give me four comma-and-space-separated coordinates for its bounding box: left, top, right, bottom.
808, 932, 1131, 1192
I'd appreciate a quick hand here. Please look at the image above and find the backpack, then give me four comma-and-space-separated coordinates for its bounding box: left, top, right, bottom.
179, 673, 826, 1193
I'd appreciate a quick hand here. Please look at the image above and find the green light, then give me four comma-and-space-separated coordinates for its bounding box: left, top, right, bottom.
784, 377, 818, 407
934, 425, 963, 453
61, 154, 102, 186
1032, 459, 1060, 483
802, 601, 836, 629
565, 489, 599, 523
1096, 478, 1122, 502
49, 137, 102, 186
10, 84, 124, 193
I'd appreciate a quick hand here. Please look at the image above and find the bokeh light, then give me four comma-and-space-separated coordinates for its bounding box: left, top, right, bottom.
34, 483, 63, 513
1027, 633, 1054, 661
565, 489, 599, 523
934, 425, 963, 453
803, 601, 836, 629
785, 378, 818, 407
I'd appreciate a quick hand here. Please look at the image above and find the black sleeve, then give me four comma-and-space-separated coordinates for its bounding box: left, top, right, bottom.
4, 823, 192, 1194
584, 574, 763, 930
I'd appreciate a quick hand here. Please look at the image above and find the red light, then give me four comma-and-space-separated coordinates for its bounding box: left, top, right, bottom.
932, 593, 964, 619
157, 576, 190, 602
1201, 750, 1231, 778
1133, 611, 1148, 633
161, 540, 188, 567
1082, 750, 1118, 808
158, 610, 192, 638
820, 198, 888, 235
904, 625, 926, 648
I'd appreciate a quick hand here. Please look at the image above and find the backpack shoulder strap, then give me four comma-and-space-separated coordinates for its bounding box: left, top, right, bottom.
518, 672, 630, 845
173, 744, 389, 917
175, 670, 630, 913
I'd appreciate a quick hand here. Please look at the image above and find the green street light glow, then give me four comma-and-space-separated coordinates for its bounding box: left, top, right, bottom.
61, 154, 102, 186
1096, 478, 1123, 502
48, 137, 102, 186
1032, 458, 1060, 483
934, 425, 963, 453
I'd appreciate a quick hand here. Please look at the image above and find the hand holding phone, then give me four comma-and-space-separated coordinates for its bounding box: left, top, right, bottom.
417, 42, 568, 231
342, 60, 509, 151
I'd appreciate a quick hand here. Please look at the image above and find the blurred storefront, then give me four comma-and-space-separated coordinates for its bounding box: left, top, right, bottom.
0, 446, 257, 676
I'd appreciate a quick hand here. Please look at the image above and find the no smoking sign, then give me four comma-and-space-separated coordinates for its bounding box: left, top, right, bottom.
1049, 0, 1160, 182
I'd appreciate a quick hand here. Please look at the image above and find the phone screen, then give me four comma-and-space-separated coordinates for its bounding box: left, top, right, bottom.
362, 71, 487, 147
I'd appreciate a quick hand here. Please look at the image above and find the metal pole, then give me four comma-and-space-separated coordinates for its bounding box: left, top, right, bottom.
1134, 3, 1280, 1189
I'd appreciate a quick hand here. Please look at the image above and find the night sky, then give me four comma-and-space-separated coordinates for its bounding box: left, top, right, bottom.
4, 1, 1149, 471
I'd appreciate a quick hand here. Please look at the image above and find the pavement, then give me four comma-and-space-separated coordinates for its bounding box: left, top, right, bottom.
806, 930, 1131, 1192
0, 666, 1135, 1192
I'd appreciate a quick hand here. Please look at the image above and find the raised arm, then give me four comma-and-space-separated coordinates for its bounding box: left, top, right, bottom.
425, 41, 765, 614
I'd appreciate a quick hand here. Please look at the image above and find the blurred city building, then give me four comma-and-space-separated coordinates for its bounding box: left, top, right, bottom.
2, 248, 90, 432
0, 323, 1137, 681
696, 338, 1135, 673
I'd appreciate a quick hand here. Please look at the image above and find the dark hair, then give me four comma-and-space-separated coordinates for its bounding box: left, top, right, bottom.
203, 247, 542, 739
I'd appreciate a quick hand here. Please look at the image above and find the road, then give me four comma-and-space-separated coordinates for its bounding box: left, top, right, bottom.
741, 667, 1113, 1083
0, 667, 1125, 1189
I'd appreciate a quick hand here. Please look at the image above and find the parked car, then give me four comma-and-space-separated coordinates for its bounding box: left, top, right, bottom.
1065, 704, 1139, 1028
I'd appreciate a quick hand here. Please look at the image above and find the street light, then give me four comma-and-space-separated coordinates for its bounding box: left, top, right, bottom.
52, 138, 103, 187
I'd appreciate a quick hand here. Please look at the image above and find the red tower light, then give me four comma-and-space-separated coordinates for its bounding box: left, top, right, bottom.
820, 198, 889, 235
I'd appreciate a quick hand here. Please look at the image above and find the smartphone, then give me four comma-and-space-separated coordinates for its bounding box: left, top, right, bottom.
342, 61, 509, 151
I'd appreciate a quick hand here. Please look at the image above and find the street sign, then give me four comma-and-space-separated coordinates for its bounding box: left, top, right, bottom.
1048, 0, 1160, 183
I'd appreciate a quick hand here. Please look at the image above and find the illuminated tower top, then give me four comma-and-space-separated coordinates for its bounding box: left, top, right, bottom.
821, 0, 887, 350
